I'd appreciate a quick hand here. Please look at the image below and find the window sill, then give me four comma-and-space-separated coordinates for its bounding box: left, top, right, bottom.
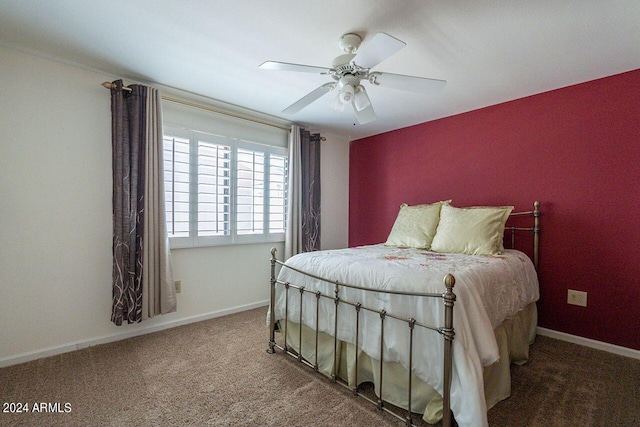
169, 236, 285, 250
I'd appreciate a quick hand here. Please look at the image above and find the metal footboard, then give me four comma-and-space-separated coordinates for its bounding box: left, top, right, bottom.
267, 248, 457, 427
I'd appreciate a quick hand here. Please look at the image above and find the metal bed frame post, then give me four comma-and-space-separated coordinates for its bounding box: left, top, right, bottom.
284, 282, 290, 352
442, 274, 456, 427
406, 318, 416, 427
533, 201, 540, 271
378, 310, 387, 410
354, 303, 362, 395
298, 286, 305, 362
267, 247, 277, 354
314, 291, 321, 371
333, 283, 340, 381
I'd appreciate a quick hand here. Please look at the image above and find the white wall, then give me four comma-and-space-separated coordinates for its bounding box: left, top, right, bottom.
0, 46, 350, 366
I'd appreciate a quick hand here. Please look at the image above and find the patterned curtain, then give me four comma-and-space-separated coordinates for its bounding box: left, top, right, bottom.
301, 129, 321, 252
285, 126, 321, 259
110, 80, 176, 325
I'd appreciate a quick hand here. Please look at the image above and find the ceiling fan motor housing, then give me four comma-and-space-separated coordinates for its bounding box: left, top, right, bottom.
332, 54, 357, 74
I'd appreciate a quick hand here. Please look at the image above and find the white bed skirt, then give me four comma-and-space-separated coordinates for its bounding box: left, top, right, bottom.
280, 302, 537, 424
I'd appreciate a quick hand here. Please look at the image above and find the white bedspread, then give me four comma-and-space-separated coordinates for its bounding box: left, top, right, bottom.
273, 244, 539, 427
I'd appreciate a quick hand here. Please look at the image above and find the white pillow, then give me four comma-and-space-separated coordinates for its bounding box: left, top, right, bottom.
385, 201, 451, 249
430, 205, 513, 255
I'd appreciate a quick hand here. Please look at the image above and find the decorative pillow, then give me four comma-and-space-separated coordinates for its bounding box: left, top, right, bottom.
430, 205, 514, 255
385, 200, 451, 249
467, 205, 513, 252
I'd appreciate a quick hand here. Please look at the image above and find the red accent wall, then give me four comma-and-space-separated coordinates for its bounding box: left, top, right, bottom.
349, 69, 640, 350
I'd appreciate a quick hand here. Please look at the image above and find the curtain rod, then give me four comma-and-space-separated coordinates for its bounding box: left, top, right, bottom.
101, 81, 290, 132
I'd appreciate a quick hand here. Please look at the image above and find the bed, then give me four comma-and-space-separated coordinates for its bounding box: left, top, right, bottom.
267, 201, 540, 427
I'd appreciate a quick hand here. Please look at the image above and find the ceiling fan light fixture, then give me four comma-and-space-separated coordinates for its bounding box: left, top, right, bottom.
353, 86, 371, 111
339, 84, 355, 104
333, 92, 346, 111
337, 75, 359, 104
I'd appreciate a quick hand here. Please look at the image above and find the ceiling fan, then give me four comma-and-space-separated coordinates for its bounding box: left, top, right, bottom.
259, 32, 446, 124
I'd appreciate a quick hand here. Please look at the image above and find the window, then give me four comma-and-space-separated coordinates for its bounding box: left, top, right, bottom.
163, 125, 288, 247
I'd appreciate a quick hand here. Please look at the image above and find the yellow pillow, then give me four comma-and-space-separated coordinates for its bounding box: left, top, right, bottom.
385, 201, 451, 249
430, 205, 514, 255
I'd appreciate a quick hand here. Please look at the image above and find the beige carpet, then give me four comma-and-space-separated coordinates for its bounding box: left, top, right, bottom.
1, 307, 638, 426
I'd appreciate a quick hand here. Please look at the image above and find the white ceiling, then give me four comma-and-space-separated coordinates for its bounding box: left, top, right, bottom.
1, 0, 639, 140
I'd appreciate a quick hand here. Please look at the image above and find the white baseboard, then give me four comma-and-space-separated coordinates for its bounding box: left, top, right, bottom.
537, 327, 640, 360
0, 300, 269, 369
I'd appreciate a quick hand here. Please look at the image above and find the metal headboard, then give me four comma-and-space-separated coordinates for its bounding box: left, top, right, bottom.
505, 201, 540, 271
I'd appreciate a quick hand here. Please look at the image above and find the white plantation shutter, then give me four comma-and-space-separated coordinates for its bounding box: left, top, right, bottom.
163, 134, 190, 237
236, 148, 265, 235
269, 153, 288, 233
163, 125, 287, 247
198, 140, 231, 236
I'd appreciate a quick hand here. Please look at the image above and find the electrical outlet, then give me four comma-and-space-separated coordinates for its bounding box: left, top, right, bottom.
567, 289, 587, 307
174, 280, 182, 293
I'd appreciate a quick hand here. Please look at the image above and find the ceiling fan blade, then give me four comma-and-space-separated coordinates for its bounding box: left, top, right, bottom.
259, 61, 330, 74
369, 72, 446, 93
352, 100, 376, 125
352, 33, 406, 69
282, 83, 336, 115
